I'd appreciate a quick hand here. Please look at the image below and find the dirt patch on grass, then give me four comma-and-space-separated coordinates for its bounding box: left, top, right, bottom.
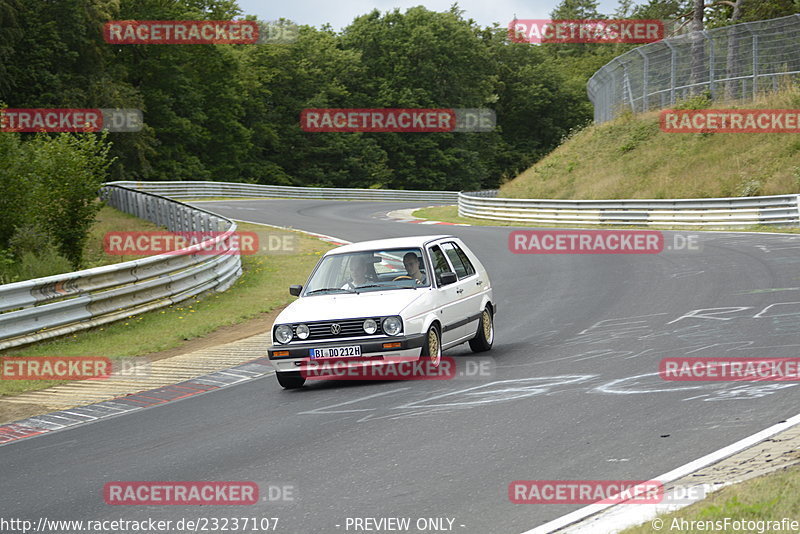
144, 305, 285, 363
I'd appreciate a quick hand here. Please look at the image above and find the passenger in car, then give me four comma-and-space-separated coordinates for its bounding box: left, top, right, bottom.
402, 252, 427, 285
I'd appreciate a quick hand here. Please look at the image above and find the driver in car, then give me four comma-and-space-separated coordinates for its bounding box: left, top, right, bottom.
342, 256, 374, 289
402, 252, 427, 285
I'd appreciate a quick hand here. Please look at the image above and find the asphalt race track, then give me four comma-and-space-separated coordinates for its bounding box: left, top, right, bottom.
2, 199, 799, 534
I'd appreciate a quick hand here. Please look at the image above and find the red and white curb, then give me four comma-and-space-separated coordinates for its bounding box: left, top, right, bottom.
385, 207, 470, 226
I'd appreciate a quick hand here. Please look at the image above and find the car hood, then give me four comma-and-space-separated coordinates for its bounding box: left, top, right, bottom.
275, 289, 426, 324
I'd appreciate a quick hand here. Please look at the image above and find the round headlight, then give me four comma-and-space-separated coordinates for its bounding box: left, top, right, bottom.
363, 318, 378, 334
382, 316, 402, 336
275, 324, 293, 344
296, 324, 310, 339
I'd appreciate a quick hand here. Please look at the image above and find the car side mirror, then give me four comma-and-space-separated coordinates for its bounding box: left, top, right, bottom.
440, 272, 457, 286
289, 285, 303, 296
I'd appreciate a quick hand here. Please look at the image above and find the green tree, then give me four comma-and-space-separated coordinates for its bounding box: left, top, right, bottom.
0, 0, 22, 95
737, 0, 799, 22
0, 131, 29, 248
340, 6, 497, 189
483, 27, 593, 181
238, 24, 392, 188
25, 133, 114, 268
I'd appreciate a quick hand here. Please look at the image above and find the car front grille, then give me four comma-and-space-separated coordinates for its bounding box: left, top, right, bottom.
295, 317, 384, 341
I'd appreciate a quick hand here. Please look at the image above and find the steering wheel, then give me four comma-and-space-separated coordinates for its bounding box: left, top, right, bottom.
392, 275, 413, 281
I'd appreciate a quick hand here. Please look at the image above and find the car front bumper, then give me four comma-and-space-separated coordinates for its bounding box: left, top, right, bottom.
267, 333, 427, 373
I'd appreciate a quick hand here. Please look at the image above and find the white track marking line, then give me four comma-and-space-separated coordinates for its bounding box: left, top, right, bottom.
521, 411, 800, 534
297, 387, 411, 415
226, 218, 351, 245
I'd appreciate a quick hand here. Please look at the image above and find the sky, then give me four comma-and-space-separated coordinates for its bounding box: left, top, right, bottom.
238, 0, 624, 32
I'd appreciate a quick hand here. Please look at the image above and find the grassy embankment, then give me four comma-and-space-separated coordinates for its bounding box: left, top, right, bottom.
415, 87, 800, 230
620, 464, 800, 533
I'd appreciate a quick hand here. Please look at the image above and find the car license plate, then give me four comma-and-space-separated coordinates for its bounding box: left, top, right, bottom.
310, 345, 362, 359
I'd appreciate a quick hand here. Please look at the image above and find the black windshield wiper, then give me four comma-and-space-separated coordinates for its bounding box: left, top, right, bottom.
306, 287, 355, 295
353, 284, 407, 293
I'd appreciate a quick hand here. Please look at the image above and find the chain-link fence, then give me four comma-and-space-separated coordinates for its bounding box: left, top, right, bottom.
587, 14, 800, 123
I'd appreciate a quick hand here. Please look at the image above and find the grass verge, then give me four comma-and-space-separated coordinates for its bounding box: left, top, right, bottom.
620, 464, 800, 533
0, 222, 334, 397
412, 206, 800, 234
82, 204, 165, 268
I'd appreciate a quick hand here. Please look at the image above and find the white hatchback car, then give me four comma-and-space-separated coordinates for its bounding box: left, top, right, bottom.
267, 235, 495, 388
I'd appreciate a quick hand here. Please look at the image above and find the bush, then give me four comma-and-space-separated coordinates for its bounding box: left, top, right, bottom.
0, 131, 114, 276
673, 91, 713, 110
0, 249, 15, 285
0, 225, 73, 284
23, 133, 113, 269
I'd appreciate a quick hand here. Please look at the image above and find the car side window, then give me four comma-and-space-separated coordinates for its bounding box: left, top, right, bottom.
441, 242, 475, 279
429, 245, 453, 286
453, 243, 475, 276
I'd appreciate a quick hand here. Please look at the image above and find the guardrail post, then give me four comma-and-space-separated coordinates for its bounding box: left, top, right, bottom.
166, 201, 173, 231
181, 205, 188, 231
796, 195, 800, 224
157, 197, 165, 228
121, 189, 128, 214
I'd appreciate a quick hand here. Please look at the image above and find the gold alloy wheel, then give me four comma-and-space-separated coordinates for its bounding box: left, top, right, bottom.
482, 309, 493, 343
428, 327, 441, 366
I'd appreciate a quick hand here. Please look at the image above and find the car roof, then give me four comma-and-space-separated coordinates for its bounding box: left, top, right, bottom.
326, 235, 455, 255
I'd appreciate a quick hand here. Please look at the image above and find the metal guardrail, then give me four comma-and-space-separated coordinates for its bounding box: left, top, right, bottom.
108, 181, 461, 203
0, 185, 242, 350
588, 14, 800, 123
4, 179, 795, 350
458, 192, 800, 227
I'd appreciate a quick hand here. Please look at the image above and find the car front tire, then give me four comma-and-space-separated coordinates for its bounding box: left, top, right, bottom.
469, 307, 494, 353
276, 371, 305, 389
419, 324, 442, 367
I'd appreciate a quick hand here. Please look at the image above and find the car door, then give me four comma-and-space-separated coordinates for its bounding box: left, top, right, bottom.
440, 241, 482, 340
426, 244, 466, 345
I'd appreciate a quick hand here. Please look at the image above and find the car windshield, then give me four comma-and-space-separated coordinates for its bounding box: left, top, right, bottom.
303, 247, 430, 295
